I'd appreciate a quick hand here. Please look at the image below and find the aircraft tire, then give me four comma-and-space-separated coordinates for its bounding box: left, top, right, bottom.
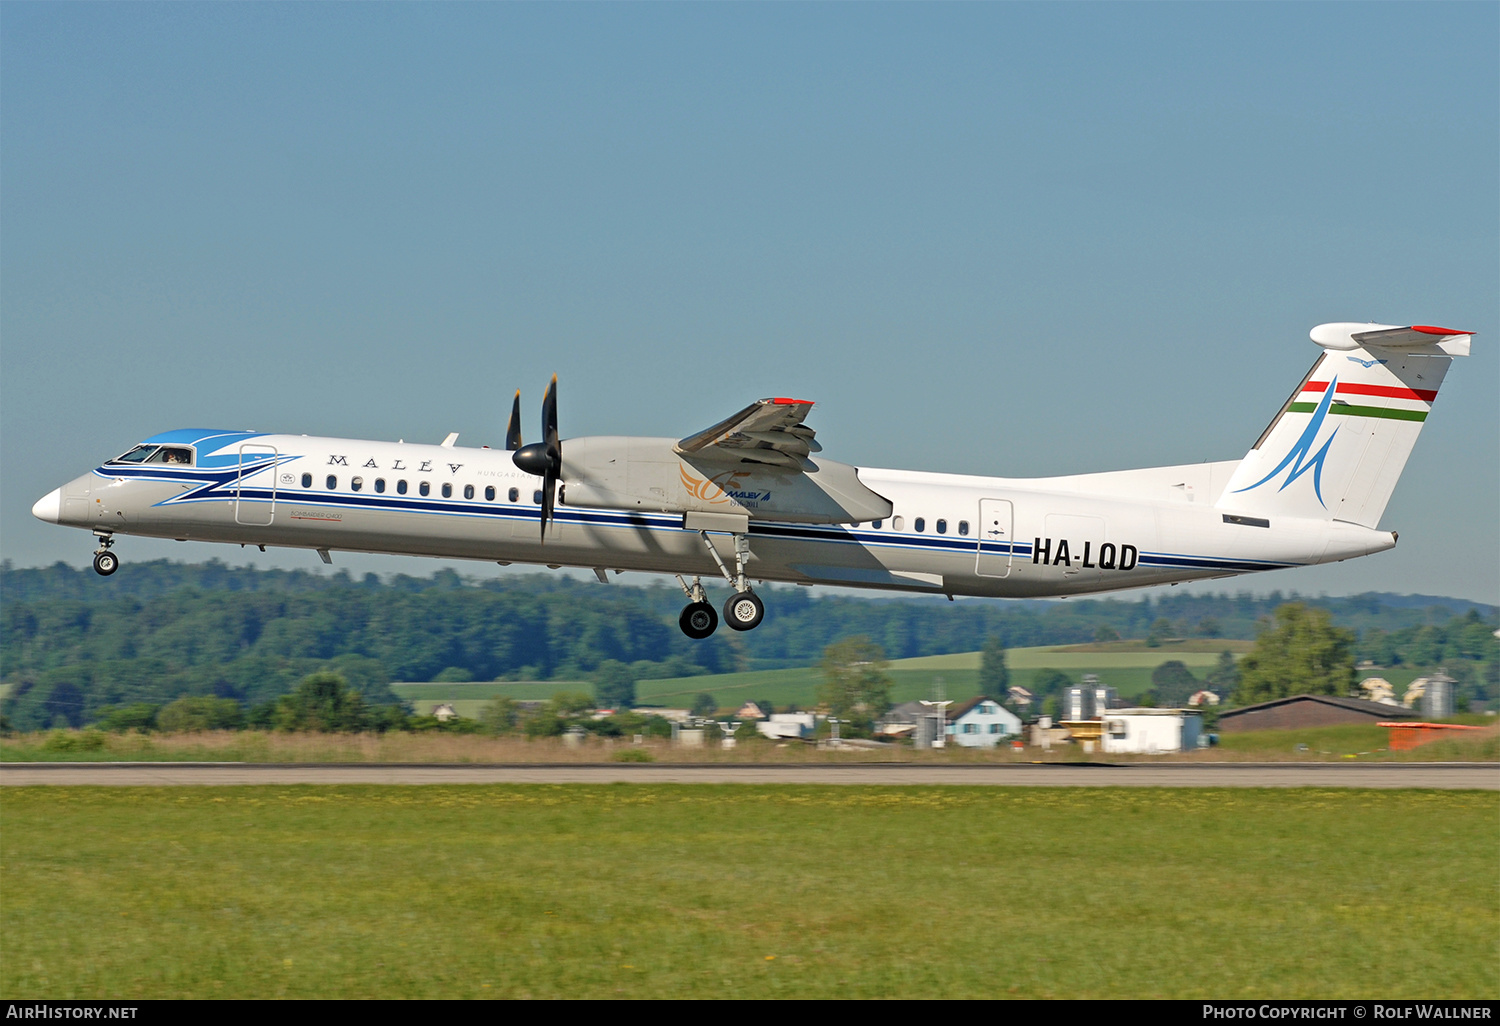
93, 551, 119, 577
723, 592, 764, 632
679, 601, 718, 640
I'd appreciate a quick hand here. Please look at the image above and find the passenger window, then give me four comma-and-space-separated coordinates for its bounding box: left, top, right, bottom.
914, 518, 925, 533
509, 488, 519, 502
375, 478, 386, 493
958, 521, 969, 536
485, 486, 495, 501
533, 490, 543, 504
936, 519, 947, 534
464, 484, 475, 500
351, 476, 363, 492
892, 515, 905, 531
396, 480, 408, 495
419, 481, 430, 497
871, 520, 882, 529
442, 483, 453, 499
326, 475, 338, 490
301, 473, 312, 488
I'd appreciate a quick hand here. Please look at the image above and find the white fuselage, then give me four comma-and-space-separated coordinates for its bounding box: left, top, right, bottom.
43, 431, 1397, 598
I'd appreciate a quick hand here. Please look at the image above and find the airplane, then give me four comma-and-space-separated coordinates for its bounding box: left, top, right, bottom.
32, 321, 1472, 639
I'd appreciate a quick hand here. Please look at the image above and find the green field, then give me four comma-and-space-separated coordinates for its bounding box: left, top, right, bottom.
366, 644, 1419, 718
390, 681, 594, 703
391, 644, 1253, 714
631, 643, 1248, 709
2, 785, 1494, 999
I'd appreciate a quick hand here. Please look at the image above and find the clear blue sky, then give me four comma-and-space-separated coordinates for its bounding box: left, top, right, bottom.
3, 3, 1496, 602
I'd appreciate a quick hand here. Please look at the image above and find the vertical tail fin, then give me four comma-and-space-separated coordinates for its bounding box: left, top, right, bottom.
1218, 323, 1471, 527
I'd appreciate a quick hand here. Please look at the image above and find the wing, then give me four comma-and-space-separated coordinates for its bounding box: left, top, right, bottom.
675, 397, 824, 468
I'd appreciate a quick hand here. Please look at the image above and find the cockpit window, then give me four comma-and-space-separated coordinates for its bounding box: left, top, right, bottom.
148, 447, 193, 465
111, 445, 194, 465
113, 445, 159, 464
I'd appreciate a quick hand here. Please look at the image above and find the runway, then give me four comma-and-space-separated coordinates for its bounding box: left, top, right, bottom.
2, 761, 1495, 788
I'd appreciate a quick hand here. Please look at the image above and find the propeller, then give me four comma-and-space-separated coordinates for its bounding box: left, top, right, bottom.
511, 375, 561, 540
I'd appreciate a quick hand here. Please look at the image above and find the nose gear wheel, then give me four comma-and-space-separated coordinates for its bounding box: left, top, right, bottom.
91, 532, 118, 576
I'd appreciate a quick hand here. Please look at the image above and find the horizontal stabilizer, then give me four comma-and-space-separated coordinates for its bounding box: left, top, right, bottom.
1311, 323, 1472, 356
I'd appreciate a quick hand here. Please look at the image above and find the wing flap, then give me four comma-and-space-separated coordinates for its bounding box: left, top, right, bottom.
676, 398, 823, 462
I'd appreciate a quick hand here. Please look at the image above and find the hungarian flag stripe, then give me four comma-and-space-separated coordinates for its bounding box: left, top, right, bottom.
1304, 381, 1438, 402
1287, 402, 1428, 422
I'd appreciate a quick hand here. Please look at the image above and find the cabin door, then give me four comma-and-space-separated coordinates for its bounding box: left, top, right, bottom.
975, 498, 1013, 578
234, 443, 279, 526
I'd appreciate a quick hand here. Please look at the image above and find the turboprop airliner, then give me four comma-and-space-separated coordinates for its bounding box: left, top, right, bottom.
32, 322, 1472, 638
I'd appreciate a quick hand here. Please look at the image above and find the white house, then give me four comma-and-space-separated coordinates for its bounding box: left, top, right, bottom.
1100, 709, 1202, 754
756, 712, 817, 740
945, 697, 1023, 748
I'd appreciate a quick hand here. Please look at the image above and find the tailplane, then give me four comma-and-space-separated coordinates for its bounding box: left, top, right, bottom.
1217, 323, 1471, 527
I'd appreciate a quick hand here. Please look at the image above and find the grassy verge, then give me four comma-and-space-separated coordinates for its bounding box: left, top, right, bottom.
4, 719, 1496, 764
1217, 721, 1500, 761
2, 785, 1494, 999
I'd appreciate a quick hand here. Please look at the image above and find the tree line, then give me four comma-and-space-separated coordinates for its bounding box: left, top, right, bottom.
2, 559, 1493, 731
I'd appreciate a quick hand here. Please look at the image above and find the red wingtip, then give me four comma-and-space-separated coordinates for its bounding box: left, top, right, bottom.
1411, 325, 1471, 335
770, 397, 813, 405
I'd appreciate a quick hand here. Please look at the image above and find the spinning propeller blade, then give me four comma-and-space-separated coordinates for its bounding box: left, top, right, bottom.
511, 375, 563, 541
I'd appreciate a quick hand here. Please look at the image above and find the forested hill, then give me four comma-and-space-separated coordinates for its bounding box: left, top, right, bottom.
3, 559, 1494, 730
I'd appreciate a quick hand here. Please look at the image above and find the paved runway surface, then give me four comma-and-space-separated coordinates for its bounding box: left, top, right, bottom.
2, 762, 1495, 788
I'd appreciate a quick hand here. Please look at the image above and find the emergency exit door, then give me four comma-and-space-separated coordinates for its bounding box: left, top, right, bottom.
975, 498, 1013, 578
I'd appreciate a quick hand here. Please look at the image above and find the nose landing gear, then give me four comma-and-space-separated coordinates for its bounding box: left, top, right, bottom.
92, 532, 119, 576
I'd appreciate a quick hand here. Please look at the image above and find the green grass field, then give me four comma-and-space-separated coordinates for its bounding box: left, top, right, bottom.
636, 643, 1251, 709
390, 681, 593, 703
388, 643, 1254, 713
2, 785, 1495, 999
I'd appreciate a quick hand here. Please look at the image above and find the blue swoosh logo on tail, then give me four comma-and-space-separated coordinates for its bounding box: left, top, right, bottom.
1234, 376, 1338, 506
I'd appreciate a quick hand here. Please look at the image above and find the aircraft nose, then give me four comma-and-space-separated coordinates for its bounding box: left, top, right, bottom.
31, 487, 62, 524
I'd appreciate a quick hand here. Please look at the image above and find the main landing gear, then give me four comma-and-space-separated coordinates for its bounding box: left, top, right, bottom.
675, 530, 764, 639
92, 531, 118, 576
678, 584, 718, 640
